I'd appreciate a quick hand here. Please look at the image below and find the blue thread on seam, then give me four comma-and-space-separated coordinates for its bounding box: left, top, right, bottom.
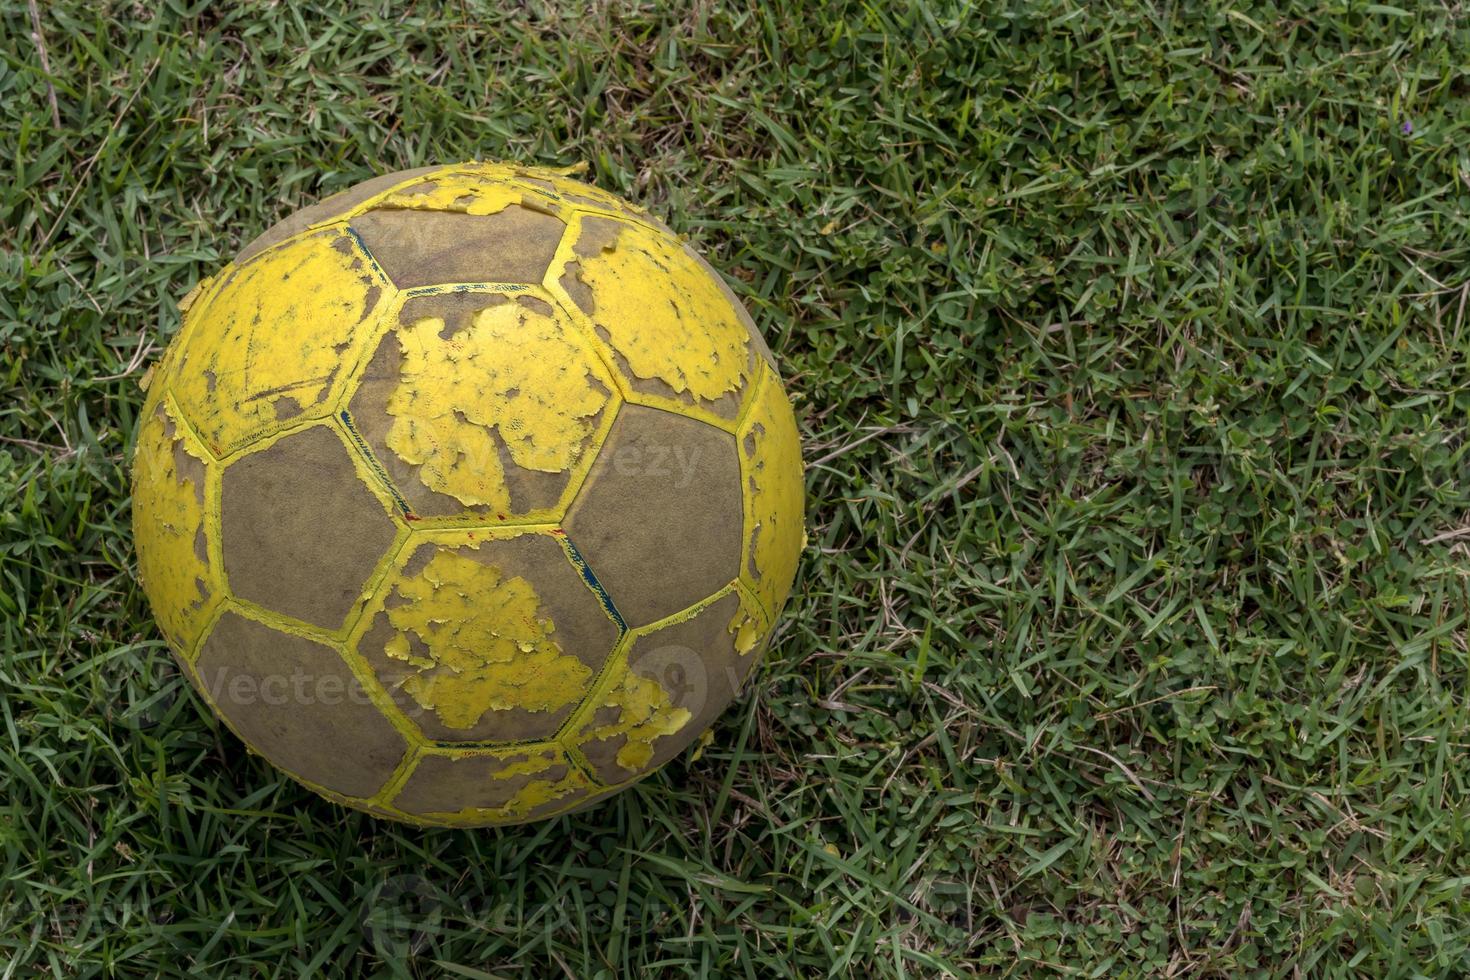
556, 531, 626, 633
339, 410, 412, 516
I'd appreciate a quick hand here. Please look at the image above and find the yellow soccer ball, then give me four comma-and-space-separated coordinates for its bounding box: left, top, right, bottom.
131, 162, 804, 826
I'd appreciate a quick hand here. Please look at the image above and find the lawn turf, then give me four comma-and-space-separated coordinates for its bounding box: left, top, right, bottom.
4, 1, 1470, 975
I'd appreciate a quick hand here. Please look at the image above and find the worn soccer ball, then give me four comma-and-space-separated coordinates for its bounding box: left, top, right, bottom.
131, 161, 803, 827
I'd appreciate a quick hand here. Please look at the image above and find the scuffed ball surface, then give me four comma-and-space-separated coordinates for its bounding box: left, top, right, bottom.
131, 162, 804, 827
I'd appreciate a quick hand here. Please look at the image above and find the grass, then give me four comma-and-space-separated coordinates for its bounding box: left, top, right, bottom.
4, 0, 1470, 975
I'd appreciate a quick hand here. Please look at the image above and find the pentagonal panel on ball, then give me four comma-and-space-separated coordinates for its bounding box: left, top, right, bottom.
354, 530, 621, 743
563, 405, 743, 628
220, 424, 399, 631
569, 589, 765, 786
192, 611, 409, 800
345, 289, 618, 523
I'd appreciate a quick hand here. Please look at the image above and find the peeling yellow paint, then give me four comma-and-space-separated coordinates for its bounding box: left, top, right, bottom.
728, 599, 763, 657
380, 545, 592, 730
379, 160, 655, 224
395, 748, 597, 823
372, 172, 523, 216
488, 758, 593, 816
173, 228, 386, 454
484, 751, 564, 782
383, 160, 662, 229
688, 728, 716, 762
739, 363, 805, 619
501, 775, 576, 812
132, 401, 214, 650
385, 296, 608, 509
532, 171, 651, 218
580, 660, 692, 771
567, 217, 752, 408
348, 163, 649, 227
176, 280, 205, 314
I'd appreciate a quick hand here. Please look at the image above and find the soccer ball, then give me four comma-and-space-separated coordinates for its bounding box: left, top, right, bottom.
131, 162, 804, 827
